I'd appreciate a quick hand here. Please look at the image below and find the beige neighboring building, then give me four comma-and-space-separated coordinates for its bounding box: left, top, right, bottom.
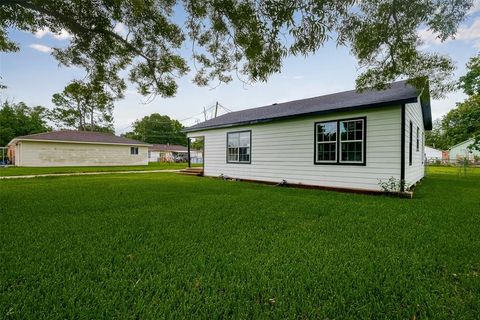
7, 130, 150, 167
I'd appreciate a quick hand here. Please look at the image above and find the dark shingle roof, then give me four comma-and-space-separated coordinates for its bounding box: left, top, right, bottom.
10, 130, 150, 146
185, 80, 432, 132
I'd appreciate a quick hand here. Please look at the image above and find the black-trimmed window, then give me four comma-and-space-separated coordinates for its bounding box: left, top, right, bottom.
130, 147, 139, 155
340, 119, 364, 163
315, 117, 366, 165
416, 126, 420, 152
409, 121, 413, 166
227, 131, 251, 163
315, 121, 337, 162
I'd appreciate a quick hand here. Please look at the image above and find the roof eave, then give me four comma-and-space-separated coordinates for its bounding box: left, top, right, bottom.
184, 97, 418, 133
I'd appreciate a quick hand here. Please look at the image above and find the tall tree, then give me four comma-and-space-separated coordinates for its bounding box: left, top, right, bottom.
458, 54, 480, 96
124, 114, 186, 145
0, 101, 51, 146
0, 1, 474, 98
50, 80, 115, 132
441, 95, 480, 147
426, 53, 480, 151
425, 119, 447, 150
425, 94, 480, 150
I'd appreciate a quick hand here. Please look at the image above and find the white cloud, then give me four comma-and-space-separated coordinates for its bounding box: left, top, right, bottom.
29, 44, 52, 53
418, 17, 480, 49
293, 75, 305, 80
455, 18, 480, 45
34, 27, 71, 40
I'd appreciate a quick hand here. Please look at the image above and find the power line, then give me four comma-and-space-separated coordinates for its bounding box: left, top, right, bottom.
116, 102, 232, 134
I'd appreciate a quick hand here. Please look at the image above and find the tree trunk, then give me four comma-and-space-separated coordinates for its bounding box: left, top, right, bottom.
76, 100, 84, 131
90, 108, 94, 131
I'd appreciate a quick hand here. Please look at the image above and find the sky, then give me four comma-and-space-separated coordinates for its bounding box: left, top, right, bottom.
1, 3, 479, 134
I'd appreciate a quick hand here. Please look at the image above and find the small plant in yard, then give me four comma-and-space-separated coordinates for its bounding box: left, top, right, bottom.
378, 177, 409, 193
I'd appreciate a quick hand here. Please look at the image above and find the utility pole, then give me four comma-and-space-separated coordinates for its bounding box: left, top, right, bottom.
214, 101, 219, 118
203, 106, 207, 121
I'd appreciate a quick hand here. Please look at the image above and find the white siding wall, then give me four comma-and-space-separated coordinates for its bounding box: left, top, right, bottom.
189, 106, 403, 191
17, 141, 148, 167
149, 151, 161, 162
404, 101, 425, 187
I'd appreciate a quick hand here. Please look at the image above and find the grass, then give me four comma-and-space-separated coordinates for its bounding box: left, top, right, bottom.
0, 162, 198, 177
1, 167, 479, 319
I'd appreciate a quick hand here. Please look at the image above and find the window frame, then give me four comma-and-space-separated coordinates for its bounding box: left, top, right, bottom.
314, 116, 367, 166
130, 146, 139, 155
226, 130, 252, 164
314, 121, 338, 164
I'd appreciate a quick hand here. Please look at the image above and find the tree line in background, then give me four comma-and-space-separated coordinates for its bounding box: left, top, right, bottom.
0, 99, 187, 147
426, 54, 480, 151
123, 114, 186, 146
0, 101, 50, 147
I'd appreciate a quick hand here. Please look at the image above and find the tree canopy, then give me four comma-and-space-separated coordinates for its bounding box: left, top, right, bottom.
426, 54, 480, 151
0, 101, 51, 147
124, 113, 186, 145
1, 0, 474, 99
49, 80, 115, 133
458, 54, 480, 96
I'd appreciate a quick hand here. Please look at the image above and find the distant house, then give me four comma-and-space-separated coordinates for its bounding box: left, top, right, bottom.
148, 144, 202, 163
425, 146, 443, 162
185, 80, 431, 192
449, 138, 480, 163
7, 130, 150, 167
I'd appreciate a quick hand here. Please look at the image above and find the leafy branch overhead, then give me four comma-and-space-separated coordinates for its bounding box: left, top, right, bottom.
0, 0, 475, 98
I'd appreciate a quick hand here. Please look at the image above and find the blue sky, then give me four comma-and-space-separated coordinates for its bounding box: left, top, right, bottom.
1, 3, 479, 134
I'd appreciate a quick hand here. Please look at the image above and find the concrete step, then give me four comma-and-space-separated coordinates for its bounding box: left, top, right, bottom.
178, 171, 202, 176
179, 167, 204, 176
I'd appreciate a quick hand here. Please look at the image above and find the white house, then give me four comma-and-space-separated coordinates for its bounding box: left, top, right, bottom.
148, 144, 202, 163
449, 138, 480, 162
8, 130, 150, 167
185, 80, 431, 193
425, 146, 443, 161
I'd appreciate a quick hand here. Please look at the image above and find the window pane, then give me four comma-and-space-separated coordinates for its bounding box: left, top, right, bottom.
341, 142, 362, 162
228, 147, 238, 161
340, 122, 348, 140
317, 122, 337, 142
227, 133, 239, 148
227, 131, 251, 162
356, 120, 362, 130
340, 119, 363, 141
239, 147, 250, 162
355, 130, 363, 140
239, 132, 250, 147
317, 142, 336, 161
348, 130, 354, 140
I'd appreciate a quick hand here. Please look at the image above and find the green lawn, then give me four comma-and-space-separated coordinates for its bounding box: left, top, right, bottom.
0, 162, 196, 177
1, 167, 479, 319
